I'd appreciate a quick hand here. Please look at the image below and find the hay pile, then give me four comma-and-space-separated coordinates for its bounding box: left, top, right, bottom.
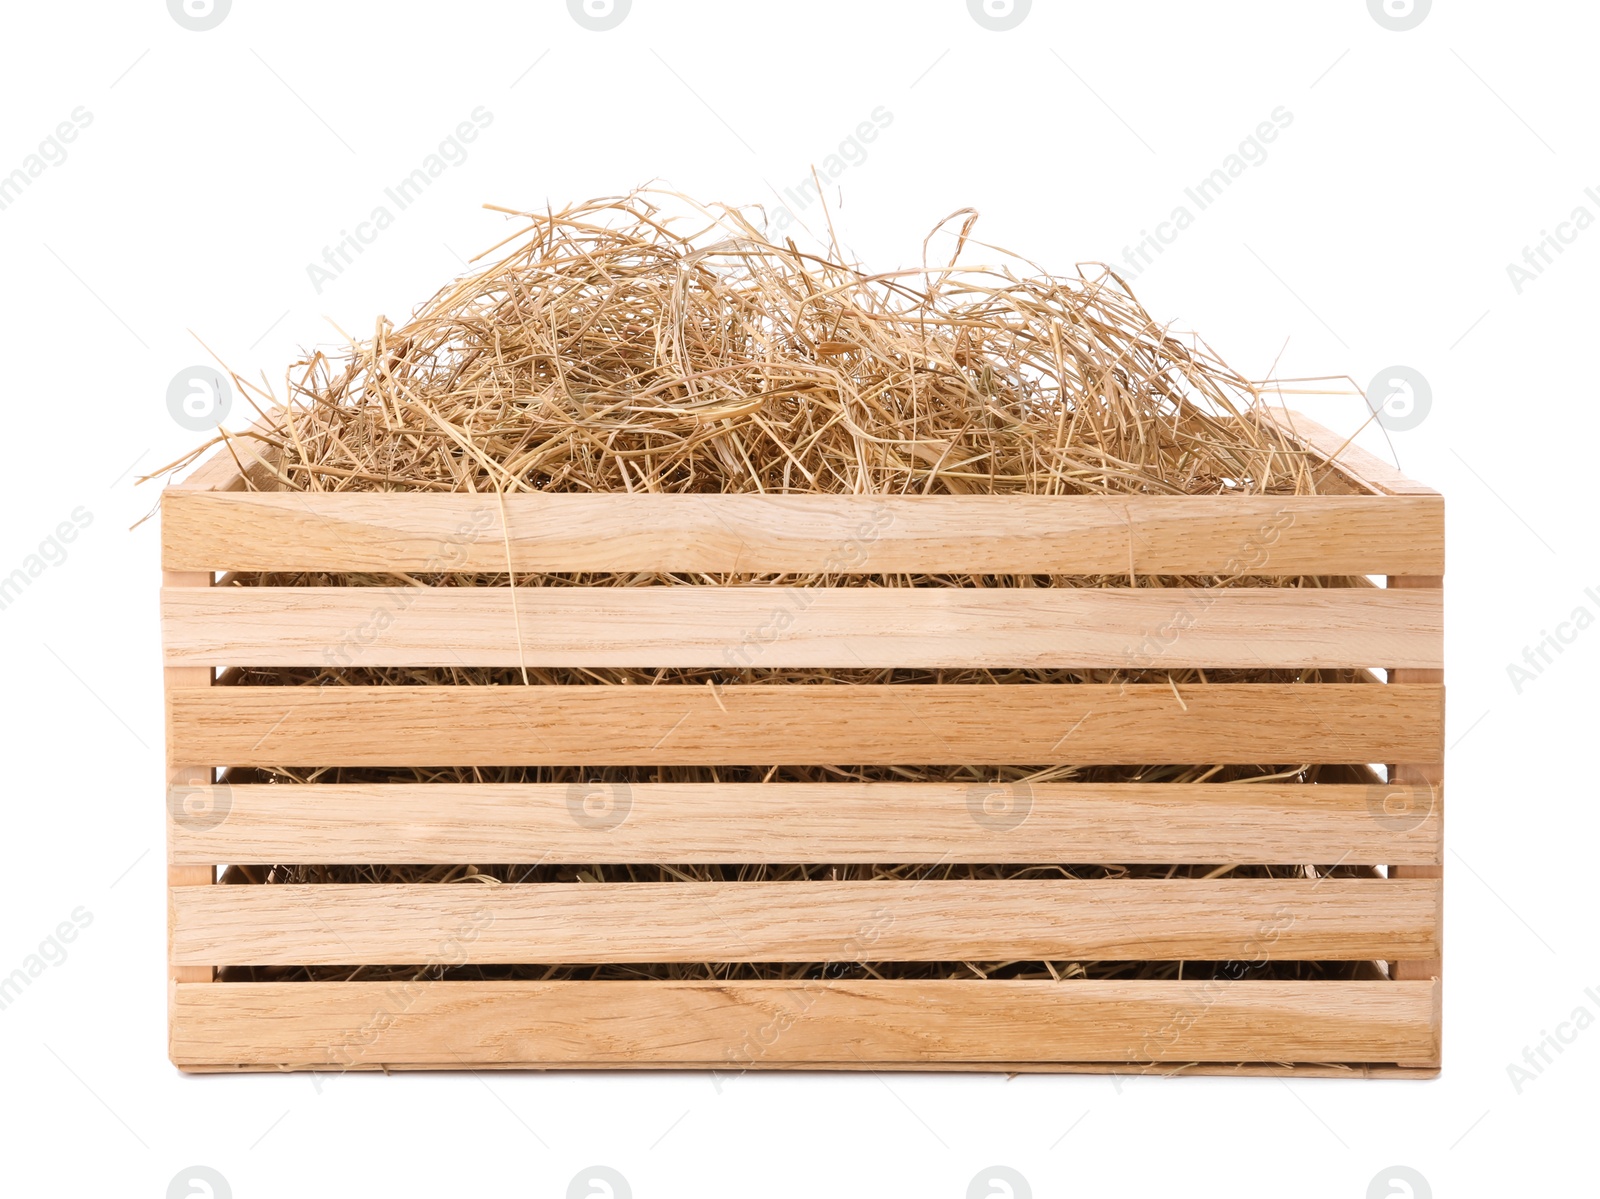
185, 190, 1320, 498
173, 192, 1366, 985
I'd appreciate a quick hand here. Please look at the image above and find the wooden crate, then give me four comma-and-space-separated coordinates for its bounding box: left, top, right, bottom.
160, 412, 1443, 1075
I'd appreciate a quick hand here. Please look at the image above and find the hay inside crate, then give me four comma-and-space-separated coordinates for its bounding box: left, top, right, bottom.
158, 197, 1442, 1074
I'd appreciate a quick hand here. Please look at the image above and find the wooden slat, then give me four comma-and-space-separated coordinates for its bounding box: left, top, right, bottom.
168, 782, 1441, 866
170, 878, 1440, 965
167, 683, 1444, 767
177, 1058, 1438, 1076
1388, 573, 1445, 983
170, 978, 1441, 1069
173, 1057, 1438, 1077
1256, 409, 1439, 497
161, 491, 1445, 575
162, 585, 1443, 670
165, 570, 213, 990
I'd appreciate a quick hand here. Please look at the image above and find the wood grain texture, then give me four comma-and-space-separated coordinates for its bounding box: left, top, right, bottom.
169, 878, 1441, 965
161, 490, 1445, 575
173, 1058, 1439, 1077
168, 978, 1441, 1069
165, 570, 214, 989
161, 585, 1444, 670
1388, 573, 1445, 983
168, 781, 1442, 866
1255, 409, 1439, 498
166, 682, 1445, 767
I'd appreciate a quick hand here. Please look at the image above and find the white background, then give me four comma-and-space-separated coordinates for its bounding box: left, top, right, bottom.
0, 1, 1592, 1195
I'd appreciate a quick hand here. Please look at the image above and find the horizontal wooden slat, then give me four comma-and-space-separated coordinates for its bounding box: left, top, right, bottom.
161, 585, 1442, 670
1256, 409, 1439, 497
170, 978, 1441, 1069
166, 683, 1444, 767
174, 1058, 1438, 1077
172, 1057, 1439, 1077
168, 782, 1441, 866
170, 878, 1440, 965
161, 491, 1445, 575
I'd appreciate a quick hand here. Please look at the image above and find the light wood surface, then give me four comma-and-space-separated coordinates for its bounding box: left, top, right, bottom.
173, 1057, 1439, 1077
169, 878, 1440, 965
168, 781, 1441, 866
161, 584, 1444, 670
169, 978, 1441, 1069
1388, 574, 1445, 984
1255, 409, 1439, 497
161, 490, 1445, 575
165, 570, 213, 990
166, 682, 1444, 767
162, 421, 1446, 1074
